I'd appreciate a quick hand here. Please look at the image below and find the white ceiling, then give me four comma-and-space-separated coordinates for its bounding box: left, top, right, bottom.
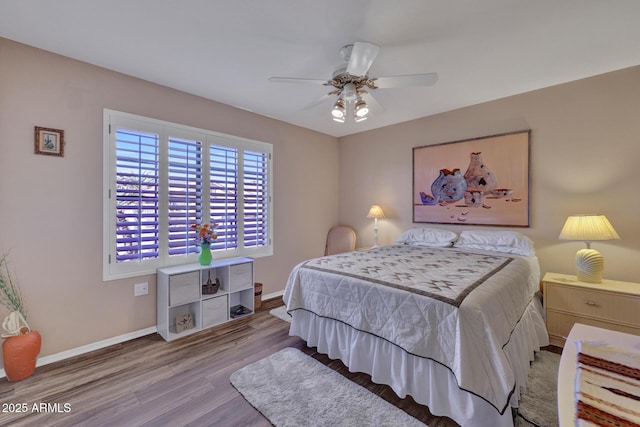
2, 0, 640, 138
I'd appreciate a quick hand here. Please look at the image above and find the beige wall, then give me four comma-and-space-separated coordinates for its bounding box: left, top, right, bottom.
0, 38, 339, 357
2, 35, 639, 361
339, 66, 640, 283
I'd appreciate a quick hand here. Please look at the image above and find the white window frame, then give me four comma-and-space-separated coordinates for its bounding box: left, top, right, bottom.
103, 109, 273, 281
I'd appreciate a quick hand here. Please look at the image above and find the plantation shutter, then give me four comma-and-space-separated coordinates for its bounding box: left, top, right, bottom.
209, 145, 238, 251
105, 109, 272, 280
243, 150, 269, 248
114, 128, 160, 262
167, 137, 203, 256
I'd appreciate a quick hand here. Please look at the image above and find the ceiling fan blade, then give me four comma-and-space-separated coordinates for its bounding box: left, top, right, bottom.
373, 73, 439, 89
303, 92, 339, 110
268, 76, 329, 85
361, 91, 384, 112
346, 42, 380, 76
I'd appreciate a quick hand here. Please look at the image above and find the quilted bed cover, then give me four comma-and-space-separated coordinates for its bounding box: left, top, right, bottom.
283, 244, 541, 414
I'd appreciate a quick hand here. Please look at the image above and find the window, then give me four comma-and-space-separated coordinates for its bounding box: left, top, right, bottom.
244, 150, 269, 248
167, 136, 203, 256
103, 110, 272, 280
209, 144, 238, 251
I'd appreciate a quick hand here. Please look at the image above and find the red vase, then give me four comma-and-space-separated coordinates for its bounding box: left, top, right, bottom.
2, 331, 41, 382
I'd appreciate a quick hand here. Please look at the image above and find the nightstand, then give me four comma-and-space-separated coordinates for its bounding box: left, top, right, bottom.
542, 272, 640, 347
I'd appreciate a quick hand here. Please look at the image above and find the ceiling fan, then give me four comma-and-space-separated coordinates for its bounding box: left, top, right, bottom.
269, 41, 438, 123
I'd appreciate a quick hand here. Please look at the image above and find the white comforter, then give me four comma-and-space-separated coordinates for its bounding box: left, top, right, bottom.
283, 244, 540, 414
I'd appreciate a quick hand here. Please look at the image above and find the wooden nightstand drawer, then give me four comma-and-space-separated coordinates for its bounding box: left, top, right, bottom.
547, 311, 640, 343
546, 285, 640, 325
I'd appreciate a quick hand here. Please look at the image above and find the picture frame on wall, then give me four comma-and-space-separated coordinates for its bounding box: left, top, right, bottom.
413, 130, 530, 227
34, 126, 64, 157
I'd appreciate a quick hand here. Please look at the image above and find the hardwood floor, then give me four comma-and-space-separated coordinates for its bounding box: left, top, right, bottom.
0, 299, 560, 427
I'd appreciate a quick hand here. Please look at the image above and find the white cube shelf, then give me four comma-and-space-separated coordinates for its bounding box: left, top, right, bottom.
157, 257, 254, 341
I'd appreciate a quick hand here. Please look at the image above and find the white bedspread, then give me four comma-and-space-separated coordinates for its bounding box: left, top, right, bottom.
283, 245, 541, 414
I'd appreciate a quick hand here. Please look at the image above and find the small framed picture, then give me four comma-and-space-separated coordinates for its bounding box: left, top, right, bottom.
34, 126, 64, 157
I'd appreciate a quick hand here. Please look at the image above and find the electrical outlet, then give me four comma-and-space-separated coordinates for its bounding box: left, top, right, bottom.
134, 282, 149, 296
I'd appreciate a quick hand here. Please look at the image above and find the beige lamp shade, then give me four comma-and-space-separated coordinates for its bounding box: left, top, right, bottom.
558, 214, 620, 284
559, 214, 620, 242
366, 205, 385, 219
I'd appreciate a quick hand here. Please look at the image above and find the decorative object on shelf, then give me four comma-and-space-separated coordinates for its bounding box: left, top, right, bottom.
0, 253, 42, 382
175, 313, 194, 333
34, 126, 64, 157
230, 304, 252, 318
559, 214, 620, 284
191, 222, 218, 266
366, 205, 385, 247
198, 243, 212, 266
413, 130, 530, 226
202, 271, 220, 295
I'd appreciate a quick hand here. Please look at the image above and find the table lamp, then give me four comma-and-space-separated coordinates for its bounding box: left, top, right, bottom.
558, 214, 620, 283
366, 205, 385, 247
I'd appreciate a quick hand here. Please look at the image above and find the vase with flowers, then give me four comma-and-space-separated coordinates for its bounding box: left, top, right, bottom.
0, 253, 41, 382
191, 222, 219, 266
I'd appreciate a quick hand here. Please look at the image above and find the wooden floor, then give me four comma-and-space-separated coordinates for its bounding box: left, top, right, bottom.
0, 299, 560, 427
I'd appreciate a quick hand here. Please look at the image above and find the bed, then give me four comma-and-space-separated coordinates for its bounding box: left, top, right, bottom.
283, 229, 549, 427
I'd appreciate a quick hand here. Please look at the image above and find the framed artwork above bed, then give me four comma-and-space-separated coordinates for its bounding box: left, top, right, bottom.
413, 130, 530, 227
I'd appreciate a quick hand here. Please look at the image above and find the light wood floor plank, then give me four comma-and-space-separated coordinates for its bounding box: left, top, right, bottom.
0, 298, 559, 426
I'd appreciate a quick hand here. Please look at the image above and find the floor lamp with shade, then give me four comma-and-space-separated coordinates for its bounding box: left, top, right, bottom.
366, 205, 385, 247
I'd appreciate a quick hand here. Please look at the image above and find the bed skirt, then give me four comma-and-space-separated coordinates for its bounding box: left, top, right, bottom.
288, 295, 549, 427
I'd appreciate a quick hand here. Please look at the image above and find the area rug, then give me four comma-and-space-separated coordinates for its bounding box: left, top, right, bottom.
517, 350, 560, 427
269, 305, 290, 323
230, 347, 427, 427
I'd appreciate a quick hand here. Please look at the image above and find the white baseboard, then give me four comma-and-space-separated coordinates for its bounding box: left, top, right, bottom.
1, 290, 285, 379
262, 290, 284, 301
0, 326, 158, 379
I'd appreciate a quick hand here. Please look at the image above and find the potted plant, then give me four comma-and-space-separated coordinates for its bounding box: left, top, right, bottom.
0, 253, 41, 382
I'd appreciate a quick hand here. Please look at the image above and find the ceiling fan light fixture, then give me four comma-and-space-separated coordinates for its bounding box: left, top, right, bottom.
331, 99, 346, 119
354, 98, 369, 118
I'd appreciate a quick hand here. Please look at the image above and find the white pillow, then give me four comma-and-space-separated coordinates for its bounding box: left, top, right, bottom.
395, 227, 458, 248
453, 230, 535, 256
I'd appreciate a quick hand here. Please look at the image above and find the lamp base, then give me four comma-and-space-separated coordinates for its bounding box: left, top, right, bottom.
575, 248, 604, 284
